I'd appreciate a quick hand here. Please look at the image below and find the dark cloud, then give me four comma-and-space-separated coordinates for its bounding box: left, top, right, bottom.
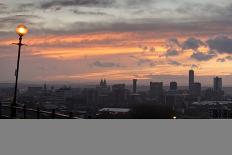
72, 9, 110, 16
217, 56, 232, 62
166, 38, 180, 49
166, 49, 179, 57
225, 55, 232, 60
139, 60, 155, 67
0, 3, 8, 14
0, 3, 6, 7
2, 18, 229, 39
0, 15, 41, 30
176, 2, 232, 22
217, 58, 226, 62
130, 55, 156, 67
0, 15, 36, 23
58, 18, 232, 36
191, 51, 217, 61
168, 60, 182, 66
41, 0, 115, 9
139, 45, 155, 53
182, 37, 205, 50
92, 61, 121, 68
176, 3, 225, 18
207, 36, 232, 54
0, 3, 6, 8
16, 3, 36, 12
136, 58, 155, 67
165, 38, 181, 57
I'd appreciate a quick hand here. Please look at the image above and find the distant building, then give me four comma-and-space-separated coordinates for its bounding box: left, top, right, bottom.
83, 88, 98, 105
213, 77, 224, 100
0, 87, 14, 100
190, 82, 201, 97
52, 87, 73, 104
96, 79, 110, 95
214, 77, 222, 92
133, 79, 137, 94
28, 87, 43, 93
170, 82, 178, 91
43, 83, 47, 92
100, 79, 107, 88
202, 88, 214, 100
27, 87, 43, 96
112, 84, 127, 106
150, 82, 163, 101
189, 70, 194, 90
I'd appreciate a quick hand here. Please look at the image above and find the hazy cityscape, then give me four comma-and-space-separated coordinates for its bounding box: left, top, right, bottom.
1, 69, 232, 119
2, 0, 232, 119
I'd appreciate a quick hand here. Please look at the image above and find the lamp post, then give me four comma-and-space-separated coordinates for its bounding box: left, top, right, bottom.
11, 24, 29, 118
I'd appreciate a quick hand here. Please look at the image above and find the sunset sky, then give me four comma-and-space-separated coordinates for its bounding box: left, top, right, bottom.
1, 0, 232, 86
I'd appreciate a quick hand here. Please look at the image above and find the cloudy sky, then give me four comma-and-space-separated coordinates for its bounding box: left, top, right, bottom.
1, 0, 232, 86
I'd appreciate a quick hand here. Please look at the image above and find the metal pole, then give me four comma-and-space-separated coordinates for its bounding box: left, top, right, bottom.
37, 107, 40, 119
23, 105, 26, 119
69, 112, 73, 119
51, 109, 55, 119
0, 102, 2, 118
11, 36, 23, 118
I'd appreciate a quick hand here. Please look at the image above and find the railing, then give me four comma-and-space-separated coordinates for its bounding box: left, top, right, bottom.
0, 102, 78, 119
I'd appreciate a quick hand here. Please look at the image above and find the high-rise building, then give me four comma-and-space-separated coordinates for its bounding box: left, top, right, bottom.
170, 82, 178, 91
150, 82, 163, 100
112, 84, 127, 106
214, 77, 222, 92
133, 79, 137, 93
189, 70, 194, 90
190, 82, 201, 97
213, 77, 224, 100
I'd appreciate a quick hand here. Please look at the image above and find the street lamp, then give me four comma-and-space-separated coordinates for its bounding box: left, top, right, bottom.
11, 24, 29, 118
16, 24, 29, 37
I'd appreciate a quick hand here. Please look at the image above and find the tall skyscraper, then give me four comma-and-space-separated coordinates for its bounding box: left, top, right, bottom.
189, 70, 194, 90
214, 77, 222, 92
133, 79, 137, 93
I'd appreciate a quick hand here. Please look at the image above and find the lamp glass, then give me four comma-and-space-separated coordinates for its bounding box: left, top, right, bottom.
16, 24, 29, 36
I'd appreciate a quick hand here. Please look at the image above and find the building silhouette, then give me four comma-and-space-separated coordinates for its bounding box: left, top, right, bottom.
190, 82, 202, 97
170, 82, 178, 91
150, 82, 163, 102
213, 77, 224, 100
189, 70, 194, 90
97, 79, 110, 95
133, 79, 137, 94
112, 84, 127, 107
214, 77, 222, 92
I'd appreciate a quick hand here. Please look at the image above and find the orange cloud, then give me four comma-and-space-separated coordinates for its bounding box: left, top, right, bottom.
2, 31, 232, 82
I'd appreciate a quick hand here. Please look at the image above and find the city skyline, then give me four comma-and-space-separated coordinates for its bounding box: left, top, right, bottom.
0, 73, 227, 88
1, 0, 232, 83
